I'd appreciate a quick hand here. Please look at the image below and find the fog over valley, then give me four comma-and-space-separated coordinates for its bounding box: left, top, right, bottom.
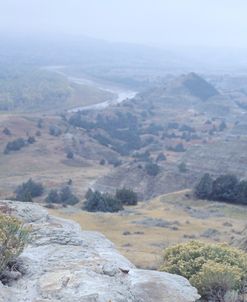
1, 1, 247, 302
1, 0, 247, 72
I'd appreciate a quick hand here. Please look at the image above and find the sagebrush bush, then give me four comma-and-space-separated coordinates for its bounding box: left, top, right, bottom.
0, 214, 28, 274
190, 261, 242, 300
223, 290, 239, 302
160, 241, 247, 301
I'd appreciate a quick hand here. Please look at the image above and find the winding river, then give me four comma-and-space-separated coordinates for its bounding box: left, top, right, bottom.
44, 66, 137, 112
67, 75, 137, 113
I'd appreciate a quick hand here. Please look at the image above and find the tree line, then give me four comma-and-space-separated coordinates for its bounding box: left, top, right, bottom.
13, 179, 138, 213
195, 173, 247, 205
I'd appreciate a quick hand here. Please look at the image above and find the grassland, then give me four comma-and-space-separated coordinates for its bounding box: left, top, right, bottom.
0, 113, 112, 199
51, 190, 247, 269
1, 102, 246, 271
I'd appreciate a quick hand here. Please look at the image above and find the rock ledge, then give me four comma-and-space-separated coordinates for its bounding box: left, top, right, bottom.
0, 200, 200, 302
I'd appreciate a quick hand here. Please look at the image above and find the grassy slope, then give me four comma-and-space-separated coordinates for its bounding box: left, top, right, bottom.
66, 83, 115, 111
0, 67, 115, 113
1, 115, 246, 270
0, 113, 111, 199
0, 75, 116, 197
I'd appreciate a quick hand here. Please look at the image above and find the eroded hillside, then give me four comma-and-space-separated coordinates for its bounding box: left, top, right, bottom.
1, 72, 247, 200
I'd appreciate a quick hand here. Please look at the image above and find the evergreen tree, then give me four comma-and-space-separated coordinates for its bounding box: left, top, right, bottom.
195, 173, 213, 199
84, 190, 123, 212
16, 179, 44, 201
60, 186, 79, 205
116, 188, 138, 205
66, 151, 74, 159
46, 189, 60, 203
235, 180, 247, 205
145, 162, 160, 176
211, 174, 238, 202
156, 152, 166, 162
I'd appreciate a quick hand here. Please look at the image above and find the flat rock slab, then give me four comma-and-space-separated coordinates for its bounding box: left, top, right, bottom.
0, 200, 200, 302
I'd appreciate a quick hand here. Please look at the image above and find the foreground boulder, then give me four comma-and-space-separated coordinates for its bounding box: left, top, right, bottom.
0, 200, 200, 302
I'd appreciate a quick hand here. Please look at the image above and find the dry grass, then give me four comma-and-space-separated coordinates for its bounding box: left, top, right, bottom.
1, 112, 246, 270
0, 113, 111, 199
51, 190, 247, 269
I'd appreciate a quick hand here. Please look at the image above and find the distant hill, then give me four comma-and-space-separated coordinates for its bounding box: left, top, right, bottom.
166, 72, 219, 101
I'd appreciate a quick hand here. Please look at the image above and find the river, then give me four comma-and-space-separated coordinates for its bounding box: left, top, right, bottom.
44, 66, 137, 113
67, 75, 137, 113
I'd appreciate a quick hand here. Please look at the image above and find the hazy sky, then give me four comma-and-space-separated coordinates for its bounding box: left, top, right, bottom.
1, 0, 247, 49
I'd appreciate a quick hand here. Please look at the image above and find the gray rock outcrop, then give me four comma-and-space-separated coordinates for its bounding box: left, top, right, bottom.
0, 200, 200, 302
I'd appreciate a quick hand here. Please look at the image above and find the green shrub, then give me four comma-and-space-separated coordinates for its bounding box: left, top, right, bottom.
116, 188, 138, 205
37, 118, 43, 129
160, 241, 247, 301
174, 143, 186, 152
133, 151, 150, 161
49, 125, 62, 136
0, 214, 28, 275
2, 128, 11, 136
190, 261, 242, 300
145, 162, 160, 176
46, 186, 79, 205
4, 138, 26, 154
219, 121, 227, 131
167, 143, 186, 152
195, 173, 213, 199
100, 159, 106, 165
60, 186, 79, 205
27, 136, 36, 144
84, 190, 123, 212
45, 189, 60, 204
211, 175, 239, 202
108, 158, 122, 167
85, 188, 94, 200
156, 152, 166, 162
16, 179, 44, 201
178, 162, 187, 173
195, 174, 247, 205
66, 150, 74, 159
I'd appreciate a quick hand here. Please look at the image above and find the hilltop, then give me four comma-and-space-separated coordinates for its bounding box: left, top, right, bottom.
165, 72, 219, 100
